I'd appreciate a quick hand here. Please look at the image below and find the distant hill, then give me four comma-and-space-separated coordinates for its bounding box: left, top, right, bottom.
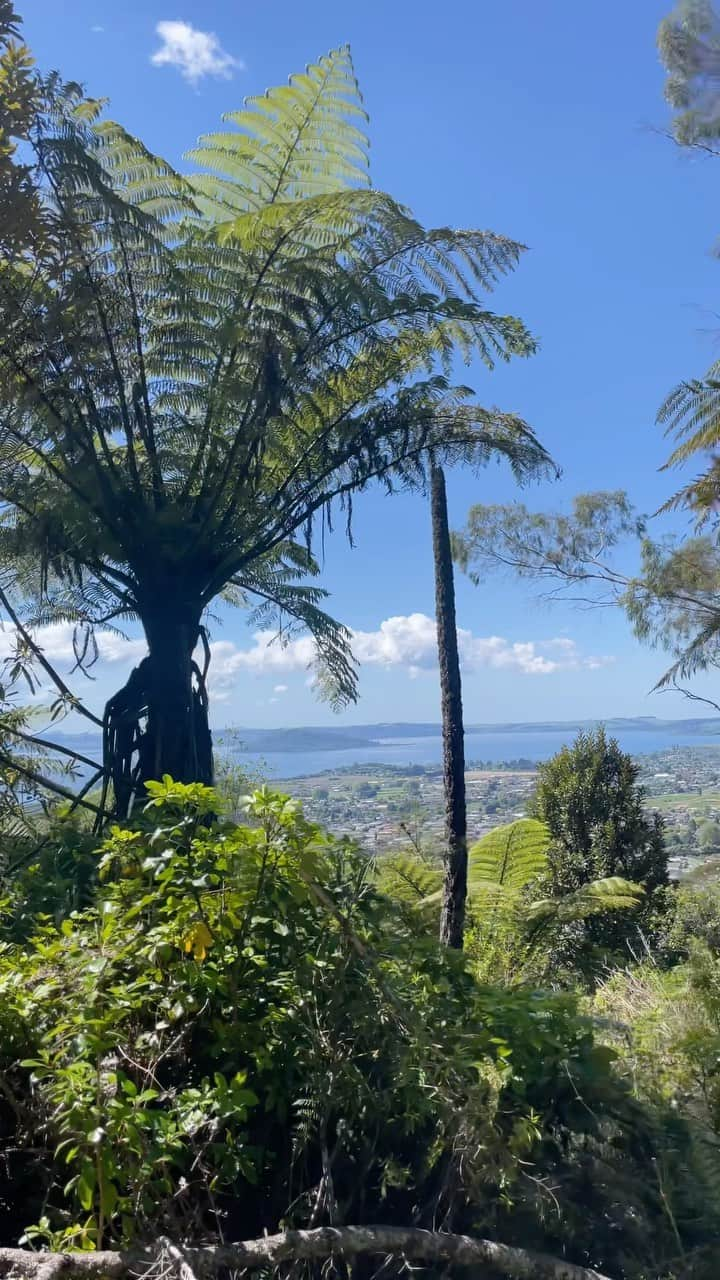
466, 717, 720, 735
215, 728, 374, 754
219, 717, 720, 751
51, 711, 720, 757
49, 715, 720, 759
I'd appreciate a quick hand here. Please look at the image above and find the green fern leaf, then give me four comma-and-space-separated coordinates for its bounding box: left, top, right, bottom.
467, 819, 551, 894
377, 852, 442, 906
188, 46, 369, 215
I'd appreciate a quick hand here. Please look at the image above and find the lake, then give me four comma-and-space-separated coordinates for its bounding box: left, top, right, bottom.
229, 726, 720, 780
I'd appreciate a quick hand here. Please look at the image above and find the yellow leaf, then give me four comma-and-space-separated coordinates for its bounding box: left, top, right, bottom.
182, 921, 213, 962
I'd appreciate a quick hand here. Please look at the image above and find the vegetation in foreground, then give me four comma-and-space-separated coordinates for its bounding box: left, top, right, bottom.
1, 775, 720, 1280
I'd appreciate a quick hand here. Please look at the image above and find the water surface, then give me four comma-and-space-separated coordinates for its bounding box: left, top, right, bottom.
229, 727, 720, 780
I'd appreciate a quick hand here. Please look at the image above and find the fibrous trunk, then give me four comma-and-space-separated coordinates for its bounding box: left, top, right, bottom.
430, 464, 468, 949
103, 607, 213, 819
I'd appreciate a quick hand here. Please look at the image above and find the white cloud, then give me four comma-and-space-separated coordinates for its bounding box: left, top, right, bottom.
211, 632, 316, 682
151, 20, 242, 84
353, 614, 614, 677
97, 633, 148, 663
206, 613, 613, 690
0, 621, 146, 666
0, 615, 613, 705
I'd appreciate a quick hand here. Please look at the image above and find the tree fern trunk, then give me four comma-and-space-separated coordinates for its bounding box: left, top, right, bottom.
143, 612, 213, 786
430, 464, 467, 949
104, 603, 213, 818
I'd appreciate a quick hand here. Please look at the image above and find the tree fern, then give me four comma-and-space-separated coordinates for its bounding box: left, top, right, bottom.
188, 46, 369, 216
0, 18, 551, 812
525, 877, 645, 930
416, 819, 643, 978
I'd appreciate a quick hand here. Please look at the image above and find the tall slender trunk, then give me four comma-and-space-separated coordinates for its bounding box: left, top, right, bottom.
104, 603, 213, 818
430, 464, 467, 949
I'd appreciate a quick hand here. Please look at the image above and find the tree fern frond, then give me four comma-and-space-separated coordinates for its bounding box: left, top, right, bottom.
467, 819, 551, 894
657, 365, 720, 517
376, 852, 443, 906
188, 46, 369, 213
526, 877, 644, 927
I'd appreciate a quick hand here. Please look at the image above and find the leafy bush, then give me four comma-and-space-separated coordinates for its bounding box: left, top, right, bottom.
0, 778, 691, 1276
593, 953, 720, 1275
661, 882, 720, 962
1, 812, 99, 940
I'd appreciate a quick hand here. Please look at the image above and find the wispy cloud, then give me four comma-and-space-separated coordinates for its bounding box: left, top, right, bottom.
150, 20, 242, 84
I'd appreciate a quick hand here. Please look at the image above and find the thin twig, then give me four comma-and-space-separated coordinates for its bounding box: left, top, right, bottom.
0, 588, 103, 727
3, 723, 101, 773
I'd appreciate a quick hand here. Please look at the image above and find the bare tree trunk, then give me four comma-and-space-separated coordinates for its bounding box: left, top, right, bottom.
430, 464, 467, 949
0, 1225, 613, 1280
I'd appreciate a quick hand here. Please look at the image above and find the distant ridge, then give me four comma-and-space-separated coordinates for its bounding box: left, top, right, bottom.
216, 717, 720, 751
50, 716, 720, 757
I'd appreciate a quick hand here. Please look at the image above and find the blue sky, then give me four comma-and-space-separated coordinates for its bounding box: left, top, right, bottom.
17, 0, 720, 728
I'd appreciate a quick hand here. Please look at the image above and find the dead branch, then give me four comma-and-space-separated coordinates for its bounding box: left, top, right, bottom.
0, 751, 105, 817
661, 681, 720, 716
0, 1225, 613, 1280
2, 723, 102, 773
157, 1238, 200, 1280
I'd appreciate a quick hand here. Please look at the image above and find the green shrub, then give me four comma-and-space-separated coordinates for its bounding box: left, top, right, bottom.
532, 729, 670, 979
1, 812, 99, 940
661, 883, 720, 962
593, 954, 720, 1274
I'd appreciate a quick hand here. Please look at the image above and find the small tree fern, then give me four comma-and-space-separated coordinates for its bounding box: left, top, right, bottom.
467, 817, 550, 899
404, 818, 643, 980
469, 819, 643, 981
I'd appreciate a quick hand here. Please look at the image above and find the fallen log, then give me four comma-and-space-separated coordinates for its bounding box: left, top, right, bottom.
0, 1224, 613, 1280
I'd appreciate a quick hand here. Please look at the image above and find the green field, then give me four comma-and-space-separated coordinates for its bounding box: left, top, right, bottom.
649, 791, 720, 812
